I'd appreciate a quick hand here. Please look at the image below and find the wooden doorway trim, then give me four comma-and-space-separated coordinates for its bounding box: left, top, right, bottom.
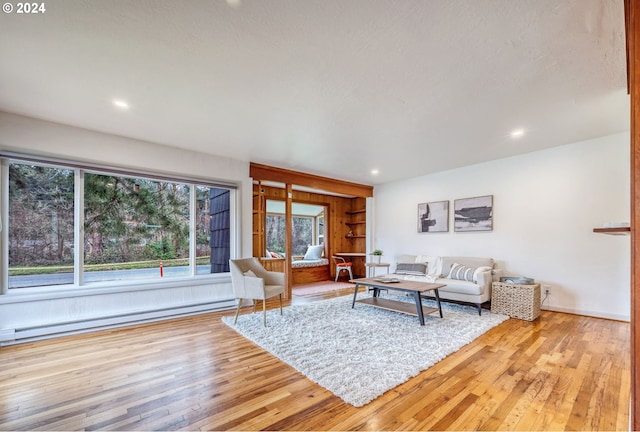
627, 0, 639, 428
251, 163, 373, 295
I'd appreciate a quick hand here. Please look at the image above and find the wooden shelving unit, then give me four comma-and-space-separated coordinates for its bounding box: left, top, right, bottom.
345, 208, 366, 239
344, 200, 367, 277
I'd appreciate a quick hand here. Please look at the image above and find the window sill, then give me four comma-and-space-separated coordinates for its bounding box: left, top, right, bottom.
0, 273, 231, 304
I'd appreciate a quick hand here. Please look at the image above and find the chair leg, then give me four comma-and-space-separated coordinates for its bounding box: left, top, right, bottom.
263, 299, 267, 327
335, 267, 339, 282
348, 267, 353, 281
233, 299, 242, 324
279, 294, 283, 315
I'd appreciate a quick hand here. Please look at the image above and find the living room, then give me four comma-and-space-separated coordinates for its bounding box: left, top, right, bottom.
0, 0, 637, 430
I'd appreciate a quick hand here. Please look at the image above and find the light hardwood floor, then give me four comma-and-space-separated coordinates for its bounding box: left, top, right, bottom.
0, 287, 630, 431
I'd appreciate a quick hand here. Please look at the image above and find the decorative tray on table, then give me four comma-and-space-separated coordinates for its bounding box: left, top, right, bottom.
373, 277, 400, 283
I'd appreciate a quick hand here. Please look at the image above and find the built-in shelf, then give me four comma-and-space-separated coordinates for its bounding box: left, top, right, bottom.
346, 209, 366, 215
345, 221, 366, 226
593, 227, 631, 235
346, 235, 366, 238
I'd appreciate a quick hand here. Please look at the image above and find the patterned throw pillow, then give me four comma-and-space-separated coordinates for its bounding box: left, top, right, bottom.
447, 263, 478, 282
447, 263, 492, 283
395, 262, 428, 276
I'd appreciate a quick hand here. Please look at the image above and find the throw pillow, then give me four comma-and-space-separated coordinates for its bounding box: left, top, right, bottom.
447, 263, 492, 283
447, 263, 477, 282
395, 262, 428, 276
303, 244, 324, 260
270, 251, 283, 259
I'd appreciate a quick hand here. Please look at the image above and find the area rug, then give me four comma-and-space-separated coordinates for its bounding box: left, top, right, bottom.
292, 281, 354, 296
222, 293, 509, 407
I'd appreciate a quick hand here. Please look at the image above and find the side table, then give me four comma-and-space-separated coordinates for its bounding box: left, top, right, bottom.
491, 282, 541, 321
365, 262, 390, 278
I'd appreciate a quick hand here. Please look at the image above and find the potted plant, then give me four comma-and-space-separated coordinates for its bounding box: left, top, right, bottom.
370, 249, 383, 263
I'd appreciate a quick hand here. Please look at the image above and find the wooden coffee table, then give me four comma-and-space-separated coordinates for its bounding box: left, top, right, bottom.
351, 277, 446, 325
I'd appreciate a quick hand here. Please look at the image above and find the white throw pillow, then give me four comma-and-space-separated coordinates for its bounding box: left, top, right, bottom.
417, 255, 442, 277
303, 244, 324, 260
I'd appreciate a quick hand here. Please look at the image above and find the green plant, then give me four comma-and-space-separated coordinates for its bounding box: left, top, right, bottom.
371, 249, 383, 256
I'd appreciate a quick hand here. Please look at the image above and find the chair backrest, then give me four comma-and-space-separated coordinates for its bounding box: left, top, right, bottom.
229, 258, 268, 297
332, 255, 347, 266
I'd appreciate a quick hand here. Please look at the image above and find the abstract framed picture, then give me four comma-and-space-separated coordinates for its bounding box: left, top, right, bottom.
454, 195, 493, 232
418, 200, 449, 233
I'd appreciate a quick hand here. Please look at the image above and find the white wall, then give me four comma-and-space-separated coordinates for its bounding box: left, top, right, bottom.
0, 112, 254, 343
373, 132, 630, 321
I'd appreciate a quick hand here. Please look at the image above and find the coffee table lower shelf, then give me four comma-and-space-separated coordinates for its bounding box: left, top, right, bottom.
356, 297, 439, 318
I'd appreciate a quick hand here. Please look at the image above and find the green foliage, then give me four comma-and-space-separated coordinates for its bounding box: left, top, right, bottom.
84, 174, 190, 264
145, 237, 177, 260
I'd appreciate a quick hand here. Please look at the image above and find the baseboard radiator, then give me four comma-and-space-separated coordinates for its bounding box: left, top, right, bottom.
1, 299, 236, 346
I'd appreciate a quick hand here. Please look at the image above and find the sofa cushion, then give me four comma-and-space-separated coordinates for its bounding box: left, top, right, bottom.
436, 278, 485, 296
395, 262, 428, 276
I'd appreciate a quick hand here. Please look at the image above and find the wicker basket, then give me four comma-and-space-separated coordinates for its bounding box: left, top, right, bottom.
491, 282, 541, 321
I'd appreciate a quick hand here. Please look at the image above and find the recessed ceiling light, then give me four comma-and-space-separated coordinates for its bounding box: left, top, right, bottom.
113, 100, 129, 109
510, 128, 525, 138
371, 169, 379, 175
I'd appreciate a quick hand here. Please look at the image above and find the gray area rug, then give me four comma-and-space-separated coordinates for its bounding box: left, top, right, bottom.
222, 293, 509, 407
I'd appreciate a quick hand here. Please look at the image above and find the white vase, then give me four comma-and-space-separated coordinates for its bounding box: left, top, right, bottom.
372, 255, 381, 264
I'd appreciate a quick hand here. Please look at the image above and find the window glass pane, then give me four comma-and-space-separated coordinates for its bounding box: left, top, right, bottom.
292, 216, 313, 255
8, 163, 75, 288
83, 174, 190, 282
266, 214, 285, 254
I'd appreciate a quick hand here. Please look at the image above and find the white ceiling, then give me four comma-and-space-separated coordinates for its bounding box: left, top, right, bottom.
0, 0, 629, 185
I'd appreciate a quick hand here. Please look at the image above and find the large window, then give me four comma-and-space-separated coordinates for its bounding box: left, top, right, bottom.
5, 157, 233, 289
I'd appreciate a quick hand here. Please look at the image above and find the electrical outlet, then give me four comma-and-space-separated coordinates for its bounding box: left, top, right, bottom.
543, 284, 551, 295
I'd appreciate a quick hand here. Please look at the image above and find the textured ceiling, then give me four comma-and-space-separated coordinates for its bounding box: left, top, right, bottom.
0, 0, 629, 185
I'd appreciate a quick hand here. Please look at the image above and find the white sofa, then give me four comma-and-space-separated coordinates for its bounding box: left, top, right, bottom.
387, 255, 502, 315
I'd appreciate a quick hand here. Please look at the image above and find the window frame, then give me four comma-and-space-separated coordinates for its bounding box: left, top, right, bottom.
1, 154, 237, 295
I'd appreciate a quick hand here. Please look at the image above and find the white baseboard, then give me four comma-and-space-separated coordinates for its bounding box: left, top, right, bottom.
0, 328, 15, 343
1, 300, 236, 346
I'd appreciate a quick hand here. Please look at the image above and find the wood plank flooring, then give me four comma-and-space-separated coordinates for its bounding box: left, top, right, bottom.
0, 287, 630, 431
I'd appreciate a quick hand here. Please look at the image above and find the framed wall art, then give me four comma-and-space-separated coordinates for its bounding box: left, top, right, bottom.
418, 200, 449, 233
454, 195, 493, 232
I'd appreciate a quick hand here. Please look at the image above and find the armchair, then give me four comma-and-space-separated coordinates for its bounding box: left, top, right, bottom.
229, 257, 285, 326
